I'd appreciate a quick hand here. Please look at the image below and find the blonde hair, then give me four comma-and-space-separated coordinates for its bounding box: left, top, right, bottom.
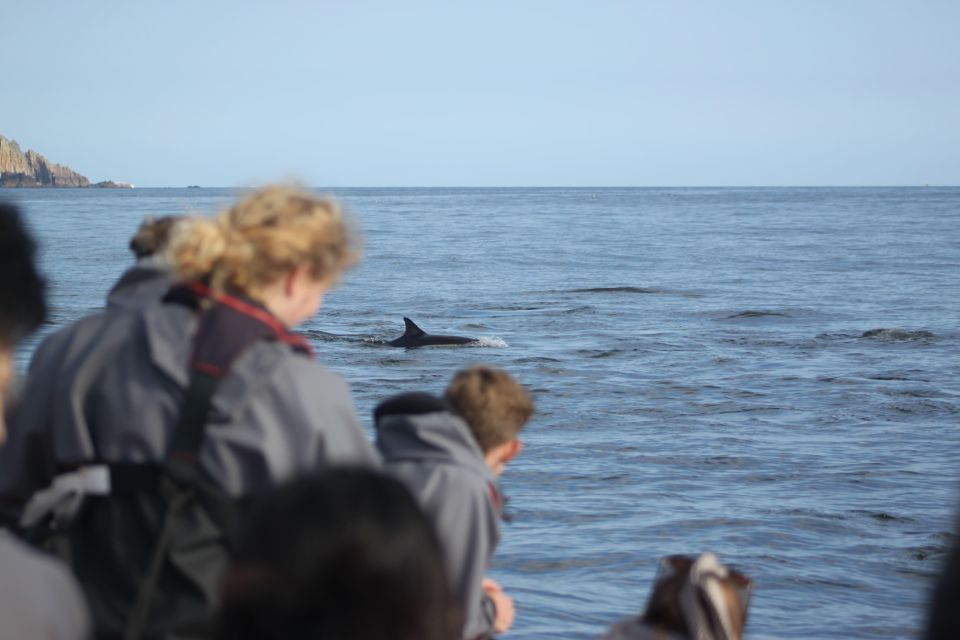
165, 186, 359, 295
444, 365, 533, 452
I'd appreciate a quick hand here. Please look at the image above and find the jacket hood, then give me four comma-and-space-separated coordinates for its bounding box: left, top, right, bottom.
106, 256, 176, 310
374, 393, 490, 476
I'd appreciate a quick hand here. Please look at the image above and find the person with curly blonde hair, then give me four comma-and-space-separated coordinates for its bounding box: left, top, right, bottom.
1, 186, 378, 639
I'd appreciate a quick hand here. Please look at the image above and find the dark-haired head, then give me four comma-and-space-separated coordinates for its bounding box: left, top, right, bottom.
0, 202, 46, 348
218, 467, 462, 640
0, 202, 46, 440
129, 215, 184, 259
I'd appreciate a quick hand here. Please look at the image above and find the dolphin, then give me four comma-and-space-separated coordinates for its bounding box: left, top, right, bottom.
388, 317, 479, 348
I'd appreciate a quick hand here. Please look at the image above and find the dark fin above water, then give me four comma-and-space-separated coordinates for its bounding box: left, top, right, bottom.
402, 317, 426, 338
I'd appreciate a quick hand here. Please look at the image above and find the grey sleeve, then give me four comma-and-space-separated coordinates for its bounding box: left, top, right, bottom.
0, 419, 57, 527
311, 374, 380, 468
430, 473, 500, 639
0, 331, 69, 525
271, 358, 380, 470
0, 313, 135, 525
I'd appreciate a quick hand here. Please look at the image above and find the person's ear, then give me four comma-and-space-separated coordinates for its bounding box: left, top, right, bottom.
283, 265, 308, 297
501, 439, 523, 464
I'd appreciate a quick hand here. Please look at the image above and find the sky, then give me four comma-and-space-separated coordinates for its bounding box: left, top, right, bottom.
2, 1, 958, 187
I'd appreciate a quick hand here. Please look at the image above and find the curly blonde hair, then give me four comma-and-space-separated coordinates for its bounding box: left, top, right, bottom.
445, 365, 534, 452
165, 186, 360, 296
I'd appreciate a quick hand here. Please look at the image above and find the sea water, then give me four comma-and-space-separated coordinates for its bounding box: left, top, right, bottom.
5, 186, 959, 639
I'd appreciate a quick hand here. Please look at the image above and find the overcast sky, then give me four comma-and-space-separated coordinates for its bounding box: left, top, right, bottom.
2, 1, 958, 187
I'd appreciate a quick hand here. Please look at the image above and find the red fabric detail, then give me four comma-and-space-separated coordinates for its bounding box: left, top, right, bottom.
489, 482, 502, 515
187, 282, 314, 359
193, 361, 224, 377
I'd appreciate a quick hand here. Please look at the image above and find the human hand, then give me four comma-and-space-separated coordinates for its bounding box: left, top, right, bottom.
483, 578, 515, 634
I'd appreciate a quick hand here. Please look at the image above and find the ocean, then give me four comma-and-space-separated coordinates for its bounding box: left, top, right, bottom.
5, 186, 959, 639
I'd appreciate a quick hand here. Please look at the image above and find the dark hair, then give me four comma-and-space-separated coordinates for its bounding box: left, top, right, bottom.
0, 202, 46, 346
642, 554, 751, 640
218, 468, 462, 640
642, 556, 692, 635
129, 215, 183, 258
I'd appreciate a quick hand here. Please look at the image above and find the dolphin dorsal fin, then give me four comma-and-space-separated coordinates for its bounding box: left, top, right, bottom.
402, 317, 426, 338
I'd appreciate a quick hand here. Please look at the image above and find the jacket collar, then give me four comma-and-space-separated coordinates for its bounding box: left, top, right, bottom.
164, 282, 313, 378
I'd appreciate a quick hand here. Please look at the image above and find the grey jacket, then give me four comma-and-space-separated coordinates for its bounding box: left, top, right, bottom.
0, 530, 91, 640
0, 295, 378, 524
105, 255, 177, 311
375, 393, 500, 640
0, 260, 173, 521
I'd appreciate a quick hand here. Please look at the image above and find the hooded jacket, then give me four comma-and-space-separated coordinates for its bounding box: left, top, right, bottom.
1, 253, 179, 524
0, 284, 378, 525
105, 255, 176, 311
375, 393, 500, 640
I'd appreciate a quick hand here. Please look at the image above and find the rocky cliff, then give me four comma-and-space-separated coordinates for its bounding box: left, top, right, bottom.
0, 134, 130, 188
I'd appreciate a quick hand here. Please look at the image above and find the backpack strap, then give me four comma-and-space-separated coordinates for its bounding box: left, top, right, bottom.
125, 282, 311, 640
162, 281, 312, 473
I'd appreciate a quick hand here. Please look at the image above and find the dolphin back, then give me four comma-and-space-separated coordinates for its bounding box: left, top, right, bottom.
388, 317, 477, 348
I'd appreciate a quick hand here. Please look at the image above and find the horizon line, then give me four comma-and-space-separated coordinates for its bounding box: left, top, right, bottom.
20, 184, 952, 190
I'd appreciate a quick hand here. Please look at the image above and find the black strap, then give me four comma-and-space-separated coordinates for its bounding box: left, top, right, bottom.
123, 483, 191, 640
167, 370, 219, 472
124, 369, 224, 640
123, 284, 305, 640
125, 368, 228, 638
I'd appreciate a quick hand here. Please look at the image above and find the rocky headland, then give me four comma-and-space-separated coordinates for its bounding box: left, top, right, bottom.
0, 134, 131, 188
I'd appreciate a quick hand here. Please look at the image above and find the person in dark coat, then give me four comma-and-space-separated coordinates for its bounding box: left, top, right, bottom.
0, 202, 91, 640
376, 365, 533, 639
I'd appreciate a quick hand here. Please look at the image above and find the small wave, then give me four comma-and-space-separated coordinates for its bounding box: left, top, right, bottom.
568, 286, 665, 294
302, 329, 352, 342
546, 305, 594, 316
726, 310, 791, 319
868, 374, 929, 382
815, 332, 859, 340
573, 349, 623, 359
475, 336, 508, 348
882, 399, 959, 416
559, 286, 702, 298
911, 547, 944, 561
817, 376, 860, 385
849, 510, 915, 524
861, 328, 935, 341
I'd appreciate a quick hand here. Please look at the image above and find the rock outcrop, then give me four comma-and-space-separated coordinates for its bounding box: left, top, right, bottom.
0, 134, 129, 188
